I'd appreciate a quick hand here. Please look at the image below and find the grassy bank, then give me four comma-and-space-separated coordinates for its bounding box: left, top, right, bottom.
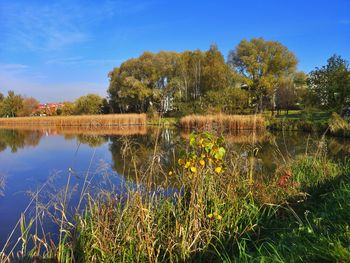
2, 132, 349, 262
180, 114, 265, 131
0, 114, 146, 127
267, 110, 330, 132
251, 169, 350, 262
267, 118, 329, 132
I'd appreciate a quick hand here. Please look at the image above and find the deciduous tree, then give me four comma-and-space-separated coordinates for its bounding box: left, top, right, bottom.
308, 55, 350, 112
18, 97, 39, 116
0, 90, 23, 117
228, 38, 298, 112
74, 94, 103, 115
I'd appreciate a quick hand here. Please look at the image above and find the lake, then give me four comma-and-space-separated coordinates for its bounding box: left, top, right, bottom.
0, 127, 349, 249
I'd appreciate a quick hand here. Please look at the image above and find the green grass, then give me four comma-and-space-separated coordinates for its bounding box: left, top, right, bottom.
275, 110, 331, 121
147, 117, 179, 127
251, 168, 350, 262
267, 110, 331, 132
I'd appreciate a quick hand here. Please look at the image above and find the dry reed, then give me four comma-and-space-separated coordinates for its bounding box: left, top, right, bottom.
0, 114, 146, 127
180, 114, 265, 131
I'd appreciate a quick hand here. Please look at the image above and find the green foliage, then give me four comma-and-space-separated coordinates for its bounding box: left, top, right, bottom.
228, 38, 298, 111
108, 51, 178, 113
74, 94, 103, 115
308, 55, 350, 112
275, 78, 297, 113
329, 112, 350, 137
253, 163, 350, 262
268, 118, 329, 132
178, 132, 226, 179
204, 86, 249, 113
292, 156, 339, 188
0, 90, 24, 117
108, 46, 235, 115
61, 101, 75, 115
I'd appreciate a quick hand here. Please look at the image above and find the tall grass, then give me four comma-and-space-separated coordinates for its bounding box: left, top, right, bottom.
0, 114, 146, 127
329, 112, 350, 137
180, 114, 265, 131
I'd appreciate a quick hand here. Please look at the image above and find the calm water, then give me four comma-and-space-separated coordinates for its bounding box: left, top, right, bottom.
0, 127, 350, 249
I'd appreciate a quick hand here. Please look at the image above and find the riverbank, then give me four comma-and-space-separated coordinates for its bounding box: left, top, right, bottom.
1, 111, 350, 138
2, 132, 349, 262
149, 111, 350, 139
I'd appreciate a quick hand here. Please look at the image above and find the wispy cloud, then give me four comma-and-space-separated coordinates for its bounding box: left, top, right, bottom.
0, 64, 29, 71
0, 0, 151, 52
0, 0, 151, 101
45, 56, 122, 66
1, 3, 88, 51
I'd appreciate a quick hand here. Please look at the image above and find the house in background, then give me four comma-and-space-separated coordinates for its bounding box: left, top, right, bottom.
35, 103, 64, 116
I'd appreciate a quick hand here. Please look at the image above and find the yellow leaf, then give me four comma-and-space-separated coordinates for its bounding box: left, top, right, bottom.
217, 215, 222, 220
207, 213, 213, 219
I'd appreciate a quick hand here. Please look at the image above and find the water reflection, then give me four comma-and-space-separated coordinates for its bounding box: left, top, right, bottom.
0, 129, 42, 152
109, 129, 182, 185
0, 174, 5, 197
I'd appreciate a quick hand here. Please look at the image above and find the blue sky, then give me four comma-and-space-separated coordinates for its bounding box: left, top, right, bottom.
0, 0, 349, 102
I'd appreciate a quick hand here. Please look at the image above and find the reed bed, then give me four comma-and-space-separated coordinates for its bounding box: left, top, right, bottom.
180, 114, 265, 131
0, 114, 146, 127
0, 125, 147, 136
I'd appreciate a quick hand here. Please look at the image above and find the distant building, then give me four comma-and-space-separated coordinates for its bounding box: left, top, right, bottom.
35, 103, 64, 116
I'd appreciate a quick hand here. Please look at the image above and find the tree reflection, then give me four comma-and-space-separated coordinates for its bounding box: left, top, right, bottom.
76, 134, 108, 147
109, 128, 183, 185
0, 129, 43, 152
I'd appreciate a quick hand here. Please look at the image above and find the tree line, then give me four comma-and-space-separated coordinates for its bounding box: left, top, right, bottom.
0, 92, 106, 117
108, 38, 350, 116
1, 37, 349, 117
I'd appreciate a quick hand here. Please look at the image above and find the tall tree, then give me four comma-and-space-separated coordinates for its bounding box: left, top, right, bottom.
202, 44, 234, 94
227, 38, 298, 112
0, 90, 23, 117
74, 94, 103, 115
275, 78, 296, 114
61, 101, 75, 115
18, 97, 39, 116
308, 55, 350, 112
